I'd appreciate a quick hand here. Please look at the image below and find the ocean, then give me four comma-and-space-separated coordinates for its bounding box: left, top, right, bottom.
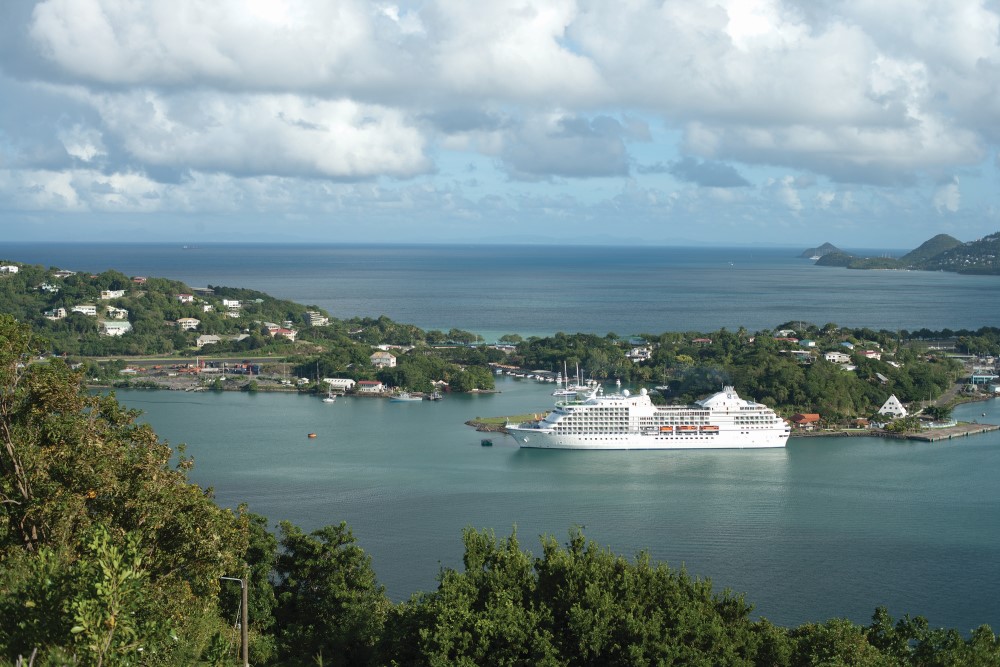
3, 242, 999, 338
5, 241, 1000, 632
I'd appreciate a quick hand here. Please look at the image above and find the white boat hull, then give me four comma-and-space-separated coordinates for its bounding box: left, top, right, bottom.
507, 428, 787, 450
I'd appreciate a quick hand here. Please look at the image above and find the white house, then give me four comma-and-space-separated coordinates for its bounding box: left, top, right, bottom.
370, 351, 397, 368
0, 265, 19, 273
356, 380, 385, 393
38, 283, 59, 293
176, 293, 195, 304
878, 395, 908, 418
99, 321, 133, 337
222, 299, 241, 309
306, 311, 329, 326
45, 307, 67, 320
100, 290, 126, 300
824, 351, 851, 364
71, 304, 97, 316
176, 317, 200, 331
202, 304, 214, 313
105, 306, 129, 319
53, 270, 76, 279
627, 346, 652, 362
862, 350, 882, 360
324, 378, 356, 392
196, 335, 222, 348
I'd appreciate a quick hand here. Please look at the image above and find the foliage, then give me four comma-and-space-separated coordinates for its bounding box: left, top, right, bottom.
0, 314, 249, 664
273, 521, 390, 667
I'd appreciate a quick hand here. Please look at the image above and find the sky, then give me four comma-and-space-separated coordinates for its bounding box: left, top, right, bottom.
1, 0, 999, 248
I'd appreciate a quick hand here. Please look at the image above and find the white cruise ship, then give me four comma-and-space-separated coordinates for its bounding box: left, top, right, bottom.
506, 386, 790, 450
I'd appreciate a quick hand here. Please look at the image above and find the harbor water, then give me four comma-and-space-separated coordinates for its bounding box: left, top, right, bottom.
117, 378, 1000, 633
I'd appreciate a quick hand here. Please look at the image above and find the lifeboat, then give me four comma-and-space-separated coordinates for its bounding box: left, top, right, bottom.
659, 425, 674, 433
677, 425, 698, 432
700, 425, 719, 433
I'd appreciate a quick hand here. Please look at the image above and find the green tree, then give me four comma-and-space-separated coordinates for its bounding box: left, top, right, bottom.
274, 521, 389, 666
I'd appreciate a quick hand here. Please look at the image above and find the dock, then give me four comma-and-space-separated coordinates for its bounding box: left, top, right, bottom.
904, 422, 1000, 442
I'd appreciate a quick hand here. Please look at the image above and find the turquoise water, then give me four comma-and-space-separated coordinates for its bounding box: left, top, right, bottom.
118, 378, 1000, 632
4, 242, 999, 336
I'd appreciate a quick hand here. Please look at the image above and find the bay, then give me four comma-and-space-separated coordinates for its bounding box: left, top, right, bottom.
3, 242, 999, 337
117, 379, 1000, 633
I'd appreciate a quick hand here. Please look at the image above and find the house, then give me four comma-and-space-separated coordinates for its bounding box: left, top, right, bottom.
0, 265, 19, 273
323, 378, 356, 392
306, 311, 329, 326
370, 351, 397, 368
71, 304, 97, 316
270, 328, 297, 341
38, 283, 59, 293
840, 341, 855, 350
790, 413, 821, 430
874, 372, 890, 384
176, 293, 195, 304
691, 338, 712, 345
222, 299, 241, 309
862, 350, 881, 360
776, 329, 797, 337
799, 339, 816, 348
196, 335, 222, 348
824, 351, 851, 364
131, 276, 147, 284
99, 321, 133, 337
787, 349, 813, 362
100, 290, 126, 300
774, 336, 799, 343
105, 306, 129, 320
44, 307, 67, 320
176, 317, 200, 331
627, 346, 652, 362
355, 380, 385, 393
878, 395, 907, 418
53, 270, 76, 279
202, 304, 214, 313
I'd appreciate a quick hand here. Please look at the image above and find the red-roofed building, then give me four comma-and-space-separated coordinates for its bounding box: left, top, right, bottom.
790, 413, 821, 430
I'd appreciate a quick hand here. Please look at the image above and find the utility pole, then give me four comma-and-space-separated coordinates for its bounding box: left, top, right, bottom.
221, 576, 249, 667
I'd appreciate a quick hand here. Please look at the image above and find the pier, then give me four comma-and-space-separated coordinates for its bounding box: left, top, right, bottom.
904, 422, 1000, 442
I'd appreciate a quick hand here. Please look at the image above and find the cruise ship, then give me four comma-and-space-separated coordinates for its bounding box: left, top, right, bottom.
506, 386, 790, 450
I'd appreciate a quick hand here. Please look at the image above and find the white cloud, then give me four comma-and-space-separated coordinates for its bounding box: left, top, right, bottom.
933, 176, 960, 213
81, 89, 431, 179
57, 122, 104, 162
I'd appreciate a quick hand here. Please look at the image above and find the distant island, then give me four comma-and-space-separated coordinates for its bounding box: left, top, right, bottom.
803, 232, 1000, 274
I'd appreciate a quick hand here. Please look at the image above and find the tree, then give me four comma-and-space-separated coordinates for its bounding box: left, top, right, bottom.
0, 315, 248, 663
274, 521, 389, 666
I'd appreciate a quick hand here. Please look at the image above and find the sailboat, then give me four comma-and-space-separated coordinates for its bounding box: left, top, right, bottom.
552, 361, 577, 397
318, 363, 336, 402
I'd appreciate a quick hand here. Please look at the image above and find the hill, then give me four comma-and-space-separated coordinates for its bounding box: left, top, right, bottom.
807, 232, 1000, 275
799, 242, 842, 258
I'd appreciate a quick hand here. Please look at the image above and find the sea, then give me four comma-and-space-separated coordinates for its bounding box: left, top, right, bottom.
3, 242, 999, 633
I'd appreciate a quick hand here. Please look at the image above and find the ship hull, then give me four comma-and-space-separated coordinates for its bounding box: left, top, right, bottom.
507, 428, 787, 450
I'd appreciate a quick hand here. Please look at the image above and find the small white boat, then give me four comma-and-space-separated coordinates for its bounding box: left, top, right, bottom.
390, 392, 423, 402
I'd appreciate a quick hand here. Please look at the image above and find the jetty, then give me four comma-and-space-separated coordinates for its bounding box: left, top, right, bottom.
904, 422, 999, 442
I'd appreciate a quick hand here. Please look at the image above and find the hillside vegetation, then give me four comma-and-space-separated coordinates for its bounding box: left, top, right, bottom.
1, 315, 998, 665
809, 232, 1000, 274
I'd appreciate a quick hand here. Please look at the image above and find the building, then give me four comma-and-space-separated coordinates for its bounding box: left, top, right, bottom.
196, 335, 222, 348
270, 328, 298, 341
105, 306, 129, 319
0, 265, 19, 273
356, 380, 385, 393
862, 350, 882, 360
222, 299, 241, 309
824, 351, 851, 364
176, 317, 200, 331
878, 395, 908, 418
323, 378, 356, 392
71, 304, 97, 316
99, 321, 133, 337
100, 289, 126, 300
790, 413, 821, 430
131, 276, 147, 284
306, 311, 330, 326
44, 307, 67, 320
627, 346, 652, 362
176, 293, 195, 304
370, 351, 397, 368
52, 270, 76, 279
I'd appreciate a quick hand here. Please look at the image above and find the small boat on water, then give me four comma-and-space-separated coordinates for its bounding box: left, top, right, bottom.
390, 392, 423, 402
481, 439, 493, 447
307, 433, 317, 438
426, 391, 443, 401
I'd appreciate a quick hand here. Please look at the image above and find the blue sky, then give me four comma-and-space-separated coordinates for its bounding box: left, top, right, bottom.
1, 0, 999, 248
